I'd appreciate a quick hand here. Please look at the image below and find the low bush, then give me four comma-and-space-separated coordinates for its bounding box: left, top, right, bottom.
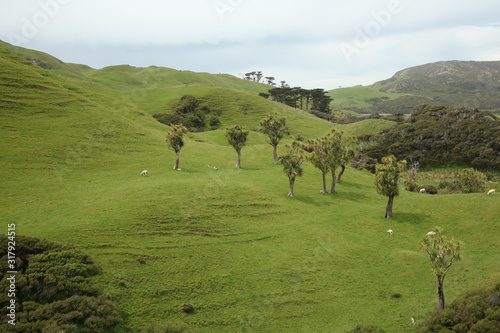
0, 235, 122, 332
417, 283, 500, 332
418, 184, 438, 194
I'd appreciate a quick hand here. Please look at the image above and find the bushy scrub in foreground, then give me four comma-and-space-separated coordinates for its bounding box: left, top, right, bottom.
417, 284, 500, 333
0, 235, 121, 332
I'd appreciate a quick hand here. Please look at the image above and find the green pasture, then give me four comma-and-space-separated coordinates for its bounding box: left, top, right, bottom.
1, 46, 499, 332
328, 85, 410, 111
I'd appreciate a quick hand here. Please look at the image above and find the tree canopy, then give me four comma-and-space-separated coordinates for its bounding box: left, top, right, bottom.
361, 105, 500, 170
374, 155, 407, 218
225, 125, 249, 169
259, 113, 289, 164
421, 227, 461, 312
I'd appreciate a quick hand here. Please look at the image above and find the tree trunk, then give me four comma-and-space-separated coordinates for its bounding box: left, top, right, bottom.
173, 151, 180, 170
273, 144, 279, 164
436, 276, 445, 311
288, 177, 295, 197
236, 149, 241, 169
337, 165, 346, 182
384, 196, 394, 218
321, 171, 327, 194
330, 169, 337, 193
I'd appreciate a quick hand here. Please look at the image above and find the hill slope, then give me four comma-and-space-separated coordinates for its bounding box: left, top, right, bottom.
1, 46, 499, 333
330, 60, 500, 114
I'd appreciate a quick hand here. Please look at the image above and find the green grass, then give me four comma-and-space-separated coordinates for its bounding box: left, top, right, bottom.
1, 45, 500, 332
328, 85, 411, 112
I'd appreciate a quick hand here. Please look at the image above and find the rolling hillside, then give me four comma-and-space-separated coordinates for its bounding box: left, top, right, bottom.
329, 60, 500, 115
1, 45, 499, 332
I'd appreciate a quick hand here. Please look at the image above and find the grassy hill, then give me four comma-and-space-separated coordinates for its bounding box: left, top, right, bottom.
329, 60, 500, 115
1, 45, 499, 332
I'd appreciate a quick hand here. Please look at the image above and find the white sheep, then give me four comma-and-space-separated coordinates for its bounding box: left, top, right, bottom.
488, 189, 495, 195
427, 231, 436, 237
411, 317, 416, 326
140, 170, 148, 176
387, 229, 393, 236
419, 188, 426, 194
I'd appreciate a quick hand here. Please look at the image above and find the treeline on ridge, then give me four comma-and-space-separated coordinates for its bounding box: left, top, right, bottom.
358, 104, 500, 170
260, 86, 333, 114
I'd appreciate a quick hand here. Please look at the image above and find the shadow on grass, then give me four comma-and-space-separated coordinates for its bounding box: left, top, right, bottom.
393, 212, 430, 225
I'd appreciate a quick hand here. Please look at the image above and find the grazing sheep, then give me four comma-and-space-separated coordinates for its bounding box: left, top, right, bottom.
140, 170, 148, 176
427, 231, 436, 237
387, 229, 393, 236
411, 317, 416, 326
488, 189, 495, 195
419, 188, 426, 194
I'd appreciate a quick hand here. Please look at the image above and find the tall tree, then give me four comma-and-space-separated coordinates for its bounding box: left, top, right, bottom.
310, 88, 333, 113
259, 113, 289, 164
308, 136, 332, 194
255, 71, 263, 83
421, 227, 461, 311
225, 125, 249, 169
278, 141, 306, 197
166, 124, 188, 171
374, 155, 406, 218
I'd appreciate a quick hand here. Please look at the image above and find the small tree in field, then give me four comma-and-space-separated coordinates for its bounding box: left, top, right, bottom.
278, 141, 306, 197
337, 136, 357, 183
374, 155, 406, 218
259, 113, 288, 164
326, 128, 343, 194
166, 124, 188, 171
225, 125, 249, 169
308, 136, 331, 194
422, 227, 461, 312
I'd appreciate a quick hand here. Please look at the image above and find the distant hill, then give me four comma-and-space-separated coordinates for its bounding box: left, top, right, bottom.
0, 40, 269, 95
329, 60, 500, 114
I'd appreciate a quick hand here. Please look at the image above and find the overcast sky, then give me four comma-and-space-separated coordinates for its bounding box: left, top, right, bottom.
1, 0, 500, 89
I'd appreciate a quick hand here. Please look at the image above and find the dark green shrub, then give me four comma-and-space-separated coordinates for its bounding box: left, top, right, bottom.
418, 185, 438, 194
346, 324, 385, 332
459, 168, 487, 193
209, 116, 220, 129
469, 319, 500, 333
0, 235, 122, 332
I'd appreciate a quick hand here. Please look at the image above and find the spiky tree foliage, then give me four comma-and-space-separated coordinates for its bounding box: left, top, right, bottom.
421, 227, 462, 312
337, 136, 357, 183
278, 141, 306, 197
225, 125, 249, 169
374, 155, 407, 218
259, 113, 289, 164
325, 128, 343, 194
308, 136, 331, 194
166, 124, 188, 170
